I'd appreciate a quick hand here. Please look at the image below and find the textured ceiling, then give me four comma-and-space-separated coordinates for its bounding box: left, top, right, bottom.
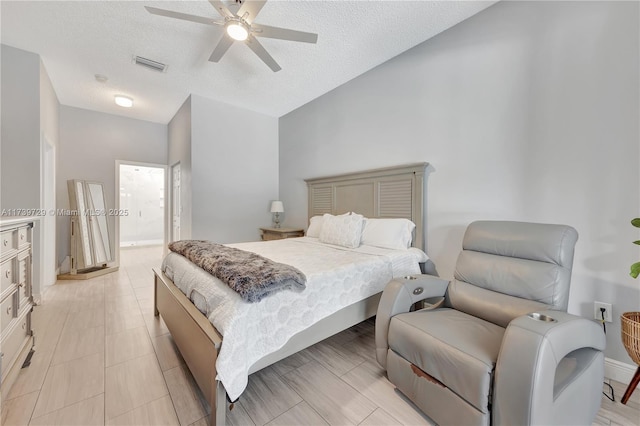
1, 1, 496, 124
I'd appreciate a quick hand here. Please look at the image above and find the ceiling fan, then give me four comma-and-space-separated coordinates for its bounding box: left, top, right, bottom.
145, 0, 318, 72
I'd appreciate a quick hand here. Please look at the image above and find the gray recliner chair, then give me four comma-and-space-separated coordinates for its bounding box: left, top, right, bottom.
376, 221, 606, 426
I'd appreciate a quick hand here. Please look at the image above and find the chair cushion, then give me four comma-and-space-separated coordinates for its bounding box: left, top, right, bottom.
455, 221, 578, 311
388, 308, 505, 413
447, 280, 550, 328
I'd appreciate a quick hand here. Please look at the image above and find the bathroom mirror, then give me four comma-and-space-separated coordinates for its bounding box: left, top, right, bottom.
65, 179, 115, 276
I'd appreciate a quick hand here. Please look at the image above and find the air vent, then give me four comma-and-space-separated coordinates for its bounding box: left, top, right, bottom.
133, 56, 167, 73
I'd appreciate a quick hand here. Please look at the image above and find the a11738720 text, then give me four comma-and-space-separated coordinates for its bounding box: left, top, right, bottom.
1, 208, 129, 217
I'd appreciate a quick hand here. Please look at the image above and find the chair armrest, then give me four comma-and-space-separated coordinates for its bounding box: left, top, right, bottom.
375, 274, 450, 368
494, 310, 606, 425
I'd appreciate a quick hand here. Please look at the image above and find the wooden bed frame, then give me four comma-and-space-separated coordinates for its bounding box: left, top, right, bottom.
153, 162, 432, 425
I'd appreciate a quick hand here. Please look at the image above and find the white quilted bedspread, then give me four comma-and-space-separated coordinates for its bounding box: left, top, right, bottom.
161, 237, 426, 400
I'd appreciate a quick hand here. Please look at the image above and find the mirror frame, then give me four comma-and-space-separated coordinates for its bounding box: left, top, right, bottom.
67, 179, 113, 271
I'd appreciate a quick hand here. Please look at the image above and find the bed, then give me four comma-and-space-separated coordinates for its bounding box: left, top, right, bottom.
152, 162, 433, 425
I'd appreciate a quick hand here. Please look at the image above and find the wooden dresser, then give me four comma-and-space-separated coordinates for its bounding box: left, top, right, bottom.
260, 227, 305, 241
0, 218, 35, 400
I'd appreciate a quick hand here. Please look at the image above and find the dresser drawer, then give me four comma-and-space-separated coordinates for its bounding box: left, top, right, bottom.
261, 232, 282, 241
1, 230, 16, 252
260, 228, 305, 241
0, 310, 30, 383
17, 227, 29, 249
0, 292, 17, 333
0, 259, 15, 293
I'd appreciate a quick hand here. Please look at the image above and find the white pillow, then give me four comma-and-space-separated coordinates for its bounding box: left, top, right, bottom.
319, 213, 364, 248
361, 218, 415, 250
306, 215, 324, 238
306, 212, 350, 238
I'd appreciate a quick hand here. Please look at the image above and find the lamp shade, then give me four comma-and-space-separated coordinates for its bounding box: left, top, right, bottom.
270, 201, 284, 213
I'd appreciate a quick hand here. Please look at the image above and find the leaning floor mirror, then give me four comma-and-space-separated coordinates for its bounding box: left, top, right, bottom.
58, 179, 118, 279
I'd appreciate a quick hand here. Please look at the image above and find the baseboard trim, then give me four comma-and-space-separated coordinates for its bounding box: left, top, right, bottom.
32, 292, 42, 306
605, 357, 637, 384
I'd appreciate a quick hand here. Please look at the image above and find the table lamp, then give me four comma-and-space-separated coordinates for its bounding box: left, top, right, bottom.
270, 201, 284, 228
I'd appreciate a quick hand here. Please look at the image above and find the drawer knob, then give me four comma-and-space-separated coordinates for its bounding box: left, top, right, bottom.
20, 234, 24, 240
5, 270, 10, 278
22, 322, 26, 330
7, 306, 12, 315
3, 239, 7, 247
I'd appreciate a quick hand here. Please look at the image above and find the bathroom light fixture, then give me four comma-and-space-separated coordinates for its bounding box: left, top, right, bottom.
270, 201, 284, 228
114, 95, 133, 108
225, 19, 249, 41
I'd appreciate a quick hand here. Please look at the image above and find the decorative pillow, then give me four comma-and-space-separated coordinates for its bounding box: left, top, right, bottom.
319, 213, 364, 248
306, 215, 324, 238
361, 218, 415, 250
306, 212, 351, 238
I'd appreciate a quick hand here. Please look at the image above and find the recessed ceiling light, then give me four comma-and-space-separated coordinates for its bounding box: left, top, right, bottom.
114, 95, 134, 108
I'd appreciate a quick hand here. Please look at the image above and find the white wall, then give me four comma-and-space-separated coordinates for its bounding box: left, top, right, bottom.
168, 96, 192, 239
279, 1, 639, 364
39, 57, 59, 292
40, 60, 59, 151
190, 94, 279, 243
57, 106, 167, 265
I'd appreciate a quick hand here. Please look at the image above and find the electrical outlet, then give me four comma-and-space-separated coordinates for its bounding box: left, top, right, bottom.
594, 301, 613, 323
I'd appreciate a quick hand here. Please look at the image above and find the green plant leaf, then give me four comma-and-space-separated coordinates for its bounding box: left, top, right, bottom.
631, 219, 640, 278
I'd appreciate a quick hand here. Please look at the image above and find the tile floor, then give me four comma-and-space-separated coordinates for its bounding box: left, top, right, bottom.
0, 245, 638, 425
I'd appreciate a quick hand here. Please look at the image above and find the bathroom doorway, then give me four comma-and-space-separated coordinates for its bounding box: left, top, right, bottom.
118, 163, 166, 247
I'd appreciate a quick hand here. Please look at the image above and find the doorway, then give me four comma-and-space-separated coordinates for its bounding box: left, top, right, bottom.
118, 163, 165, 247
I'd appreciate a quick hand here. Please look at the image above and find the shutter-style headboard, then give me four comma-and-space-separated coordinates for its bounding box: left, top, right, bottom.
305, 163, 433, 251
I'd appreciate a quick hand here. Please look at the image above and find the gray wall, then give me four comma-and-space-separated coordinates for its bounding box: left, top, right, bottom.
190, 94, 279, 243
1, 45, 60, 299
279, 1, 639, 364
168, 96, 193, 240
1, 45, 40, 210
57, 106, 167, 265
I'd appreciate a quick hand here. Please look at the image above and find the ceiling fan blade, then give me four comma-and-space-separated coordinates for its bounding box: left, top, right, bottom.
237, 0, 267, 24
245, 36, 281, 72
208, 0, 234, 19
145, 6, 222, 26
209, 35, 234, 62
251, 24, 318, 44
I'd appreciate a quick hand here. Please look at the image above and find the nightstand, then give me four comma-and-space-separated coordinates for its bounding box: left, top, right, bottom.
260, 227, 305, 241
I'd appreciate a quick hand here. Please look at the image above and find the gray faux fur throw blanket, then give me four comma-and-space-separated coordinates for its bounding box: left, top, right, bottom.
168, 240, 306, 303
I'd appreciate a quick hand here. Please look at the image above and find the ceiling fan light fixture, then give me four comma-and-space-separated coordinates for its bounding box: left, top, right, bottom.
114, 95, 134, 108
145, 0, 318, 72
226, 20, 249, 41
